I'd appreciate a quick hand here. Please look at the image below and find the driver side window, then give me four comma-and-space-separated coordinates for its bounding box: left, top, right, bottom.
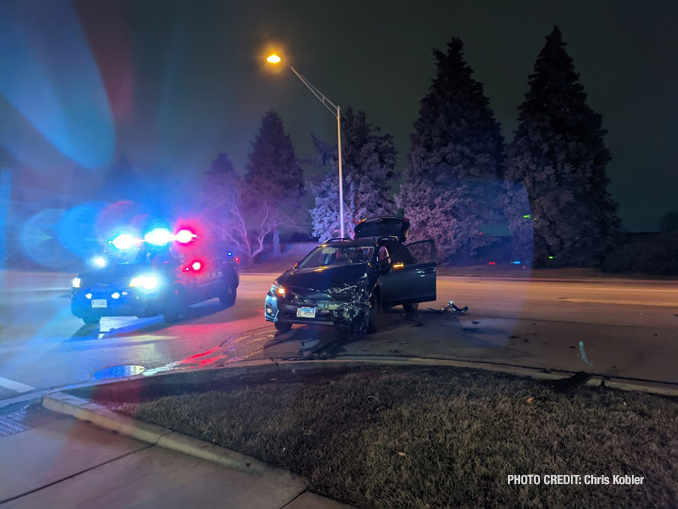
388, 241, 417, 264
377, 245, 391, 269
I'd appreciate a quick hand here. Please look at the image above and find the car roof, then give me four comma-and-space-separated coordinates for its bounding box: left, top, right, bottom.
319, 236, 399, 247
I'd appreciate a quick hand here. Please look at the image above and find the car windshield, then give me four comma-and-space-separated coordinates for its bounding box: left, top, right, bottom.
299, 245, 374, 268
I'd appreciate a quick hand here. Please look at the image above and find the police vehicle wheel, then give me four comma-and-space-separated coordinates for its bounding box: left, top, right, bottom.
367, 293, 379, 334
163, 287, 185, 323
82, 317, 100, 325
403, 302, 419, 313
219, 283, 237, 307
275, 321, 292, 333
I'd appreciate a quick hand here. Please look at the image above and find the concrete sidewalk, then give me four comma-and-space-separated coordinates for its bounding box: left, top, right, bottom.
0, 406, 349, 509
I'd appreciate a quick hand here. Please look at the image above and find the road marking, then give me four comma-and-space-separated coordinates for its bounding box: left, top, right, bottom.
0, 377, 34, 393
560, 298, 678, 307
582, 287, 678, 293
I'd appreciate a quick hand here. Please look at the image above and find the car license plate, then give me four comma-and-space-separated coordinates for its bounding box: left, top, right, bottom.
91, 299, 108, 309
296, 307, 316, 318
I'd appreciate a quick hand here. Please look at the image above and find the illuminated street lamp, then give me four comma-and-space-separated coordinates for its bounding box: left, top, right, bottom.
266, 53, 345, 238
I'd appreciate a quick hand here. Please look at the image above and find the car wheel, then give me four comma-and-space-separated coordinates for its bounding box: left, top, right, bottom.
367, 293, 379, 334
82, 316, 100, 325
275, 321, 292, 333
219, 283, 237, 308
163, 286, 185, 323
403, 302, 419, 313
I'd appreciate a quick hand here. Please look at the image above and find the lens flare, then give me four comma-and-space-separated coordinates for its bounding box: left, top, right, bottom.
144, 228, 173, 246
112, 233, 137, 250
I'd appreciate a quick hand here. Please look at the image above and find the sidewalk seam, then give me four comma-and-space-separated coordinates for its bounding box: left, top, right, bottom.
0, 444, 153, 505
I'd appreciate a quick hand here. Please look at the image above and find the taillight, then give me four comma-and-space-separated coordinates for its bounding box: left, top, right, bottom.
235, 257, 240, 264
183, 259, 204, 272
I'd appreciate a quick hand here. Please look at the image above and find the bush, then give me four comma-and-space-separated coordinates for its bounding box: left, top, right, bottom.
602, 232, 678, 275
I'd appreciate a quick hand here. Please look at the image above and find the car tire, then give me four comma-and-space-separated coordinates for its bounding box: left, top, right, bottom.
403, 302, 419, 313
367, 293, 379, 334
275, 321, 292, 333
163, 286, 185, 324
219, 283, 237, 308
82, 316, 100, 325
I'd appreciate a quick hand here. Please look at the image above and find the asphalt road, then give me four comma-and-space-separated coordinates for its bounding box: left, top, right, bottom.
1, 269, 677, 403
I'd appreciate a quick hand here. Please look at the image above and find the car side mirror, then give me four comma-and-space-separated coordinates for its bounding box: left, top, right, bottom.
293, 262, 300, 269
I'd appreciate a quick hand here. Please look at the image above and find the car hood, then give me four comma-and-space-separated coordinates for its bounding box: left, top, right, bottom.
78, 262, 158, 286
277, 264, 371, 292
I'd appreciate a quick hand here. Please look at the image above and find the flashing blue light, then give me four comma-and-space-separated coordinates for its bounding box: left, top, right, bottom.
112, 234, 137, 250
92, 256, 107, 268
144, 228, 173, 246
227, 251, 233, 256
513, 261, 521, 265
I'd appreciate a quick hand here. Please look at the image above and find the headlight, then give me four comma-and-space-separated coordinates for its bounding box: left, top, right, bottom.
269, 281, 285, 297
129, 275, 159, 290
72, 277, 81, 289
91, 256, 107, 268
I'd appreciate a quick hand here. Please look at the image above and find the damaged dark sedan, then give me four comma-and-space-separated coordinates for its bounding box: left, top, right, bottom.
264, 217, 437, 334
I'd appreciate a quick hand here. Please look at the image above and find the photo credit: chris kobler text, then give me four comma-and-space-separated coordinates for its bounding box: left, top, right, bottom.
507, 475, 645, 485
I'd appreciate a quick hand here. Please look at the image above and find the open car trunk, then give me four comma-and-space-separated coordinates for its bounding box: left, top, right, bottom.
353, 216, 410, 242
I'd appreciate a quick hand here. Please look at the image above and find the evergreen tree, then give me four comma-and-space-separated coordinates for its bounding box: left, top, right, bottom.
396, 37, 504, 263
245, 110, 304, 206
310, 108, 397, 240
505, 26, 619, 265
244, 111, 305, 254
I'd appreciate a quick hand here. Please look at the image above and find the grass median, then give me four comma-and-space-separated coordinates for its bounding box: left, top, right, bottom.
116, 367, 678, 508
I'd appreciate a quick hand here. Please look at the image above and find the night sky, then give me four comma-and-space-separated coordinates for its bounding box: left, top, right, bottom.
1, 0, 677, 232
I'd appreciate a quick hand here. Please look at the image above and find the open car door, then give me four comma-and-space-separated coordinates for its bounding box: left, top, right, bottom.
402, 240, 437, 302
379, 239, 437, 305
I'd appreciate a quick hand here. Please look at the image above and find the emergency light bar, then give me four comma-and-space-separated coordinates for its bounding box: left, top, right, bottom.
111, 228, 197, 249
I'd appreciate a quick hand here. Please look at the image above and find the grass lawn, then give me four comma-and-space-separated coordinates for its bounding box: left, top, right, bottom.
116, 367, 678, 508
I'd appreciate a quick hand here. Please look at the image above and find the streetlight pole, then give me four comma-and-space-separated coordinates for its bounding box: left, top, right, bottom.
276, 61, 345, 238
336, 106, 344, 238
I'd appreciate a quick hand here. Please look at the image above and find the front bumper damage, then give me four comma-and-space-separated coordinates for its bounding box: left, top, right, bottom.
265, 282, 372, 334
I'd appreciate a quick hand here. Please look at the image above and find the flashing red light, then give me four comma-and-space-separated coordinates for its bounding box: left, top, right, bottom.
191, 261, 202, 271
235, 257, 240, 264
175, 229, 197, 244
488, 261, 496, 265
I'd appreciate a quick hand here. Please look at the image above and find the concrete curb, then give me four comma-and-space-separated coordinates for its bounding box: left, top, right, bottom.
43, 392, 172, 444
41, 392, 308, 487
61, 355, 678, 404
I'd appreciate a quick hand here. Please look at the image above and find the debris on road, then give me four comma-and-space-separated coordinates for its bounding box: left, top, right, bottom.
428, 300, 469, 315
578, 341, 593, 369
